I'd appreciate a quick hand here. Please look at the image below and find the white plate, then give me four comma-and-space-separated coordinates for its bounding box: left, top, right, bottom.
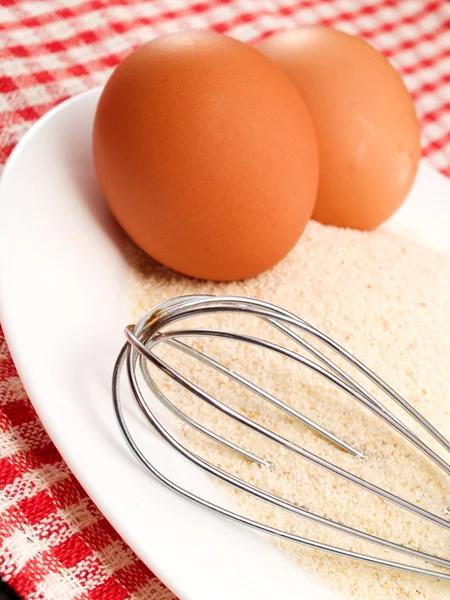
0, 88, 449, 600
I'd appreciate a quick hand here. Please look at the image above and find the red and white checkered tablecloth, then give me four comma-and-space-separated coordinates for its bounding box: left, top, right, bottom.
0, 2, 449, 599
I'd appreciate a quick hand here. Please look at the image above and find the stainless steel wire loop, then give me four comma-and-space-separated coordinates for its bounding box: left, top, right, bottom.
113, 294, 450, 581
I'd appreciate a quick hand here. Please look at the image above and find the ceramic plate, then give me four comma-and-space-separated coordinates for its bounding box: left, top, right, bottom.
1, 88, 449, 600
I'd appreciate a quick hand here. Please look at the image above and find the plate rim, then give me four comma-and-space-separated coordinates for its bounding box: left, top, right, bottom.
0, 87, 343, 600
1, 86, 450, 600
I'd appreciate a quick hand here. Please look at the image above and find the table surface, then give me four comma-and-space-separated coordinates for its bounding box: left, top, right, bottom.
0, 1, 449, 599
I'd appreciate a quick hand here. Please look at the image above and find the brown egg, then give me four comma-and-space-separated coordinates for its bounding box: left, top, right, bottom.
93, 31, 318, 281
256, 27, 421, 230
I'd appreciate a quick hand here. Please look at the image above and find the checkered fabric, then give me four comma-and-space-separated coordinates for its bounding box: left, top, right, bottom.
0, 1, 449, 599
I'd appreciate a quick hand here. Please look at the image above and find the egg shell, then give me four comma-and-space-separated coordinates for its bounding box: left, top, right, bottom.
93, 31, 319, 281
256, 27, 421, 230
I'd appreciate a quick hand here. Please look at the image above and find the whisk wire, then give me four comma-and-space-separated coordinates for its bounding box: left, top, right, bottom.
165, 338, 363, 457
114, 294, 450, 582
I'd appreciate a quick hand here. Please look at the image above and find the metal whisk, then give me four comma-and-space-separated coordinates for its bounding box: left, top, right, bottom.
113, 294, 450, 581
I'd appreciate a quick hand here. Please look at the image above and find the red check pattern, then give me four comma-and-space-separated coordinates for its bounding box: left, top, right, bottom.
0, 2, 449, 599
